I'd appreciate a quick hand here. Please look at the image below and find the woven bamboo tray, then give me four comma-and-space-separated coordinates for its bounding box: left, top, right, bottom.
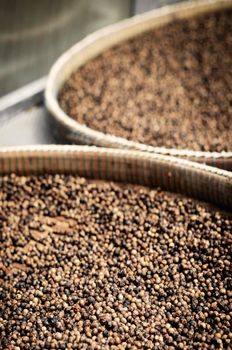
45, 0, 232, 171
0, 145, 231, 211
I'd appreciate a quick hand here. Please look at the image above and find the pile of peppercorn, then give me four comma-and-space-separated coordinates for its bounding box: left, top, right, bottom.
0, 174, 231, 349
59, 9, 232, 152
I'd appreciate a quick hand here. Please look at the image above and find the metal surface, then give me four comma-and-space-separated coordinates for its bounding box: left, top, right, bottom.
0, 0, 133, 96
0, 0, 186, 147
0, 79, 55, 146
0, 105, 54, 147
135, 0, 184, 13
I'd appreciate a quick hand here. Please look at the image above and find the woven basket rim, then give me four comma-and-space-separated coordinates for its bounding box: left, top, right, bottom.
45, 0, 232, 161
0, 145, 231, 210
0, 144, 231, 178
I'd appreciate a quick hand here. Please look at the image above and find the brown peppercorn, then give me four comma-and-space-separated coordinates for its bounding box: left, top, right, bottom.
0, 174, 231, 349
59, 9, 232, 153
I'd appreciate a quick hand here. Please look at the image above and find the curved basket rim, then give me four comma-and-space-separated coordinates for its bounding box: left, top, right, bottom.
0, 145, 231, 210
45, 0, 232, 161
0, 144, 231, 178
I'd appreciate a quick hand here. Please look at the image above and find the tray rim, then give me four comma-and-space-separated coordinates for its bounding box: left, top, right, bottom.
0, 145, 231, 210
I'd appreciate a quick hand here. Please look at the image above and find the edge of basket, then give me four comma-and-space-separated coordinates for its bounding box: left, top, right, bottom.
45, 0, 232, 169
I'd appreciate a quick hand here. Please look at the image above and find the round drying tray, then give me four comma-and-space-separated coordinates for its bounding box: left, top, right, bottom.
45, 0, 232, 171
0, 145, 231, 211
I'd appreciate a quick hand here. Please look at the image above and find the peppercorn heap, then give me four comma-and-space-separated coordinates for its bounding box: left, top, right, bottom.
0, 174, 231, 349
59, 9, 232, 152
